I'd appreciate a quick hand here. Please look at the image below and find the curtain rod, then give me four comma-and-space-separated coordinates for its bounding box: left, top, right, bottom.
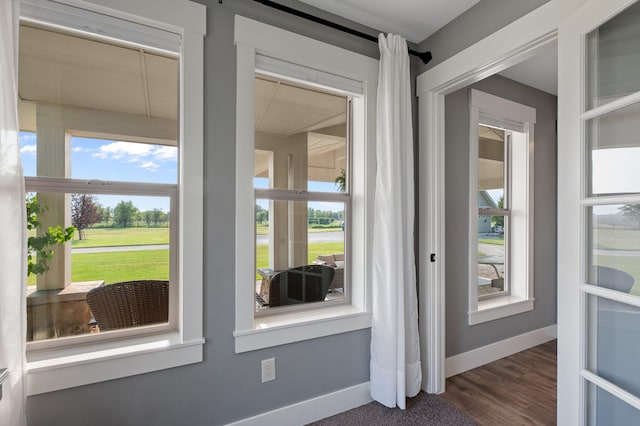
219, 0, 433, 64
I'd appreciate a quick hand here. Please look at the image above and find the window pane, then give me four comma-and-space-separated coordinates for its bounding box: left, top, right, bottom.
27, 193, 171, 341
586, 295, 640, 401
72, 137, 177, 184
586, 1, 640, 109
589, 205, 640, 295
585, 380, 640, 426
478, 125, 505, 205
254, 75, 348, 192
255, 199, 346, 310
588, 102, 640, 196
477, 217, 506, 297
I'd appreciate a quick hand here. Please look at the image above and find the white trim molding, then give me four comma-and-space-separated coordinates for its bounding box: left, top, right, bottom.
445, 325, 557, 378
416, 0, 583, 394
22, 0, 206, 395
233, 16, 377, 352
227, 382, 372, 426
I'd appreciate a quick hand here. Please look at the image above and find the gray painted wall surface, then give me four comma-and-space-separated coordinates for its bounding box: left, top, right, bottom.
416, 0, 549, 73
444, 75, 557, 357
26, 2, 380, 425
24, 0, 557, 424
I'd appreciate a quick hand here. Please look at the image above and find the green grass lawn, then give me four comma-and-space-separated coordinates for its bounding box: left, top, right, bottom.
71, 227, 169, 248
27, 249, 169, 286
478, 236, 504, 245
594, 228, 640, 250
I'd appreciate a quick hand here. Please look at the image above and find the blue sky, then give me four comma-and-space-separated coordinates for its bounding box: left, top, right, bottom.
20, 132, 343, 214
20, 132, 176, 211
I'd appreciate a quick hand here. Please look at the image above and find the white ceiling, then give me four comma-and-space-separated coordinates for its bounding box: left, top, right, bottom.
298, 0, 557, 96
298, 0, 481, 44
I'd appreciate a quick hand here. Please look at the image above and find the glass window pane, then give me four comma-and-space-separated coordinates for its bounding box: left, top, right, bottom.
586, 1, 640, 109
27, 193, 171, 341
72, 137, 177, 184
478, 125, 505, 203
477, 216, 506, 297
586, 295, 640, 401
255, 199, 345, 310
254, 75, 347, 192
585, 380, 640, 426
588, 102, 640, 196
589, 205, 640, 295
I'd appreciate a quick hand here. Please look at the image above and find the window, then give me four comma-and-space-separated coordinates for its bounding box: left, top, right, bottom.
21, 22, 180, 339
468, 89, 536, 324
253, 74, 350, 314
21, 0, 205, 395
234, 16, 377, 352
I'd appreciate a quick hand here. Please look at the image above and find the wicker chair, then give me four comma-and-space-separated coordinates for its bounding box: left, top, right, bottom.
86, 280, 169, 331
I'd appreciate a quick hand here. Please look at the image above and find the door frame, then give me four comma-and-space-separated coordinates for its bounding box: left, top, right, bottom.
416, 0, 583, 395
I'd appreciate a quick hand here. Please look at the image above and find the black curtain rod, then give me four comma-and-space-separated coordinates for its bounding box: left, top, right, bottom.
220, 0, 432, 64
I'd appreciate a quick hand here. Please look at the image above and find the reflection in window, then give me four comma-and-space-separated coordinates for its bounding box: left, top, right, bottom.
589, 204, 640, 296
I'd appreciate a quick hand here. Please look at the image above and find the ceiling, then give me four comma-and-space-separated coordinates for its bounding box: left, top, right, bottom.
298, 0, 481, 44
300, 0, 558, 96
18, 24, 178, 133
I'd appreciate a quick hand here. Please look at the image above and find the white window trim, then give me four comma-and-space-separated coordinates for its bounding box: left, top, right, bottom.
22, 0, 206, 396
468, 89, 536, 325
233, 16, 376, 353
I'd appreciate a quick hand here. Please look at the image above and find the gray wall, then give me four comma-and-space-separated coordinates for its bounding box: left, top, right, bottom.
24, 0, 558, 424
416, 0, 549, 73
26, 1, 380, 425
444, 74, 557, 357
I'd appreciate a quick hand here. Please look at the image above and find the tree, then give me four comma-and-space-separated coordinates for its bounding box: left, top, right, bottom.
493, 196, 505, 228
71, 194, 102, 240
619, 204, 640, 225
143, 210, 153, 227
151, 208, 164, 226
256, 204, 268, 225
113, 200, 138, 228
27, 195, 75, 276
102, 206, 112, 226
334, 169, 346, 192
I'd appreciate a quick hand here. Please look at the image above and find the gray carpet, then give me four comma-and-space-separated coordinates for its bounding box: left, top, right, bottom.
307, 391, 477, 425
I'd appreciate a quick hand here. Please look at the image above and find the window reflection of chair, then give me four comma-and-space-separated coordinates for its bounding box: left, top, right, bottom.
86, 280, 169, 331
262, 265, 334, 307
593, 265, 634, 293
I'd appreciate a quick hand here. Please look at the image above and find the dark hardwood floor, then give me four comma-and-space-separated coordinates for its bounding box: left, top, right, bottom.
442, 340, 557, 425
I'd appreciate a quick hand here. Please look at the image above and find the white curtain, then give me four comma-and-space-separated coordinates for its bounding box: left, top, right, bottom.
0, 0, 27, 423
370, 33, 421, 409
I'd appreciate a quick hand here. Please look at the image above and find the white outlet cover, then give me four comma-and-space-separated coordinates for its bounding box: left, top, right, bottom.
261, 358, 275, 383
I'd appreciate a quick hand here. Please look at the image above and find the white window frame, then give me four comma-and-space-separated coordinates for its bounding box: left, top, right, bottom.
233, 16, 376, 353
22, 0, 205, 396
468, 89, 536, 325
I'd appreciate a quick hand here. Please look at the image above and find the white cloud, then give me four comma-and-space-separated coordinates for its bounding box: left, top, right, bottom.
73, 146, 90, 153
139, 161, 159, 170
19, 133, 36, 142
153, 146, 177, 161
94, 141, 153, 160
20, 144, 36, 155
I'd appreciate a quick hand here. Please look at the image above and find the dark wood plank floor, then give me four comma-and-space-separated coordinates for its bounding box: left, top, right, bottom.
442, 340, 557, 425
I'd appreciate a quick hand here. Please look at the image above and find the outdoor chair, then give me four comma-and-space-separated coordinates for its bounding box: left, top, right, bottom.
86, 280, 169, 331
260, 265, 334, 307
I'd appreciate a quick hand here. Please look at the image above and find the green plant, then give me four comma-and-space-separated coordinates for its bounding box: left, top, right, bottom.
27, 195, 75, 276
334, 169, 346, 192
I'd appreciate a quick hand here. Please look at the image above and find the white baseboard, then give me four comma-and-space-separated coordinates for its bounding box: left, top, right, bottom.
445, 324, 557, 378
227, 382, 372, 426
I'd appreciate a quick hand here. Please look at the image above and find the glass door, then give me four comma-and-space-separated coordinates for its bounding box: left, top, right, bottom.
559, 0, 640, 423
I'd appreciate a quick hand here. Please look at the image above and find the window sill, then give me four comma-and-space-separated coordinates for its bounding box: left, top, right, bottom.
26, 332, 204, 395
468, 296, 535, 325
234, 306, 372, 353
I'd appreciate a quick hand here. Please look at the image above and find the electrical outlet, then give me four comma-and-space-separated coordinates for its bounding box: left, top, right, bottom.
261, 358, 276, 383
